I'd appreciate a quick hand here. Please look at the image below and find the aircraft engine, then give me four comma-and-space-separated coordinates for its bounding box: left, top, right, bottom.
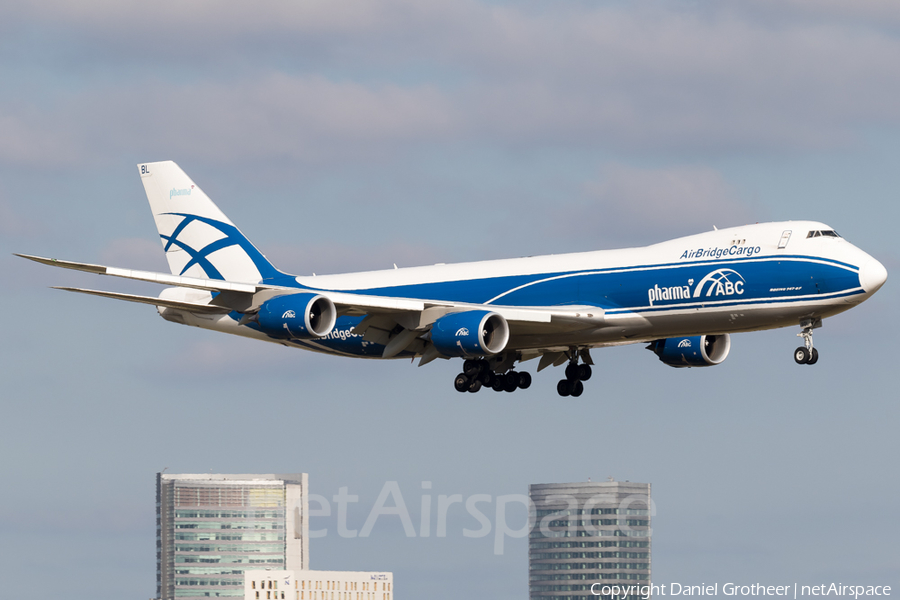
256, 293, 337, 339
431, 310, 510, 358
647, 334, 731, 368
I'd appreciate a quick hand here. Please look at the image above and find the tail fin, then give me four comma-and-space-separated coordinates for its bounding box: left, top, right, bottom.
138, 161, 286, 283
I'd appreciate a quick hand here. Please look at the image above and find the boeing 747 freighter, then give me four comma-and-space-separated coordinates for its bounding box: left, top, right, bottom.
18, 161, 888, 396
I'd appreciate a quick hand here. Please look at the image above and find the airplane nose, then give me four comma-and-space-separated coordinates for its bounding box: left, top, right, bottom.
859, 254, 888, 294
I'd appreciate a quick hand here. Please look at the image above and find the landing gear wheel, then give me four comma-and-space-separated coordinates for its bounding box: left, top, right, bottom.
480, 370, 495, 386
504, 372, 518, 392
794, 317, 822, 366
463, 359, 481, 377
468, 379, 483, 393
517, 371, 532, 389
561, 350, 593, 395
491, 378, 505, 392
454, 373, 470, 392
577, 364, 592, 381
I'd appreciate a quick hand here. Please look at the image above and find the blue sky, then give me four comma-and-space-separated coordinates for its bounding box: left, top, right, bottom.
1, 1, 898, 598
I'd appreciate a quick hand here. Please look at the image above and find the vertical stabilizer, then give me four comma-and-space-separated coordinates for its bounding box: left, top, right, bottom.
137, 161, 284, 283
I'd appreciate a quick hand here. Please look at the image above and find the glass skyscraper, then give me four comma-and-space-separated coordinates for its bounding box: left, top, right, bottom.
157, 473, 309, 600
529, 480, 652, 600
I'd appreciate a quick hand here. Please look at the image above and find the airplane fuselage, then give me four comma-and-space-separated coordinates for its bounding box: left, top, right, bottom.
21, 161, 888, 394
164, 220, 885, 359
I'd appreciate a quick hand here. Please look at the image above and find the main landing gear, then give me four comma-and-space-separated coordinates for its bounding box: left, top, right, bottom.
557, 358, 592, 397
794, 317, 821, 365
454, 359, 532, 393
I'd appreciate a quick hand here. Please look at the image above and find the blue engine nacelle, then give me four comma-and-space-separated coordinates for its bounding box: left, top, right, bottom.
647, 334, 731, 368
431, 310, 510, 358
256, 293, 337, 339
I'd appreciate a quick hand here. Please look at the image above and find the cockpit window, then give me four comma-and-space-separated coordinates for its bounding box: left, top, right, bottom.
806, 230, 841, 238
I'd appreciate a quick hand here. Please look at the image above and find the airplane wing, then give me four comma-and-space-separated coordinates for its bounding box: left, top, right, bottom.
18, 253, 463, 315
19, 253, 605, 361
15, 253, 572, 322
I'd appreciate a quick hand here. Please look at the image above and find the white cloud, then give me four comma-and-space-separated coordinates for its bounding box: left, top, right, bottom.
0, 191, 43, 238
0, 196, 25, 236
156, 335, 344, 382
0, 112, 82, 165
568, 163, 755, 245
264, 240, 446, 276
99, 238, 168, 272
2, 1, 900, 164
0, 75, 455, 166
740, 0, 900, 28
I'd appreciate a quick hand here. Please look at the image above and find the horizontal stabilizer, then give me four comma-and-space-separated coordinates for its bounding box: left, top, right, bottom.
52, 287, 230, 314
16, 254, 266, 293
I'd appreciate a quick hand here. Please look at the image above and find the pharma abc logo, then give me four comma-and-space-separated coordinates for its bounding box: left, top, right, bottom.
692, 269, 745, 298
648, 268, 746, 306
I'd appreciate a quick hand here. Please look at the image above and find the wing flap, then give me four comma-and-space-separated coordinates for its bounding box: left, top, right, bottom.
323, 290, 429, 314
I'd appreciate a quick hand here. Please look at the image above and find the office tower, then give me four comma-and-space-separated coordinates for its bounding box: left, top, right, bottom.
157, 473, 309, 600
243, 570, 393, 600
529, 481, 651, 600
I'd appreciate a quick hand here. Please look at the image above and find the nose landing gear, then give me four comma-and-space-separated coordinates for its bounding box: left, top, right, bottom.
794, 317, 821, 365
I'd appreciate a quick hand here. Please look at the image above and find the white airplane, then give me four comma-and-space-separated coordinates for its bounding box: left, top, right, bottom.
18, 161, 887, 396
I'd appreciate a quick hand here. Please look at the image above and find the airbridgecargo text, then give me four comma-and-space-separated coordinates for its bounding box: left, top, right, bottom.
681, 245, 762, 260
320, 328, 361, 341
590, 583, 891, 599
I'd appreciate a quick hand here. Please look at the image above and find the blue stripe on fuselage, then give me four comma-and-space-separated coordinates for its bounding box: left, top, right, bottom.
238, 254, 863, 358
302, 255, 861, 312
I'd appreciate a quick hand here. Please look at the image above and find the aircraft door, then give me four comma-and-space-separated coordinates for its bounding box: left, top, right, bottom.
778, 230, 792, 249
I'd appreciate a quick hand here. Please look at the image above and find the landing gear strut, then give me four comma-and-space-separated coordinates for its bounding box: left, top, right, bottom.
558, 351, 592, 397
794, 317, 821, 365
454, 358, 531, 393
